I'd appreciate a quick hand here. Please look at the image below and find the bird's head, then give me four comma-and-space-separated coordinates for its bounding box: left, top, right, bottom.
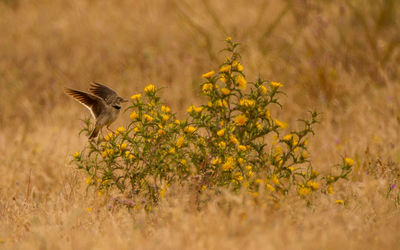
112, 97, 128, 109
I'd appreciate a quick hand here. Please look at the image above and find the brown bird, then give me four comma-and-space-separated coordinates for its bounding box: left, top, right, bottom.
65, 82, 128, 139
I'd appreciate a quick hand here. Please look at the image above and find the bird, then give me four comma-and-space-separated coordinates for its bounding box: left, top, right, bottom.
65, 82, 128, 140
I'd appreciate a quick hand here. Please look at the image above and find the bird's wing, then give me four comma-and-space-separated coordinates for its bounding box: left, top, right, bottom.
89, 82, 118, 104
64, 88, 106, 118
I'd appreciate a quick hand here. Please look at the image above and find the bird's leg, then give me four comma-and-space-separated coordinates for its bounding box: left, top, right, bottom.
96, 129, 104, 143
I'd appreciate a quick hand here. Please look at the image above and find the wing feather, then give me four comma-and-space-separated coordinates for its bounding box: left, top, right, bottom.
89, 82, 118, 104
64, 88, 106, 118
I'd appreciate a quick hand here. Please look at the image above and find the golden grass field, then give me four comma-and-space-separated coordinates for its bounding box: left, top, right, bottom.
1, 0, 400, 249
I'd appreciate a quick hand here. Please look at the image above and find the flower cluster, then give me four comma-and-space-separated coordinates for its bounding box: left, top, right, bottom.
72, 39, 353, 208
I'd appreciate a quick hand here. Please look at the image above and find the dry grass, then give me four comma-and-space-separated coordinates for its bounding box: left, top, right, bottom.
1, 0, 400, 249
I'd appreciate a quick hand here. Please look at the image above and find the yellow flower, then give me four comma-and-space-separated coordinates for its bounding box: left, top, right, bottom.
235, 114, 248, 126
169, 148, 176, 154
217, 129, 225, 137
144, 114, 154, 122
230, 135, 239, 145
235, 172, 244, 181
211, 158, 221, 165
266, 184, 275, 192
130, 111, 139, 120
117, 126, 126, 133
307, 181, 320, 190
176, 136, 185, 148
200, 185, 207, 191
101, 151, 108, 158
144, 84, 156, 93
106, 148, 114, 156
184, 126, 196, 133
120, 143, 127, 150
283, 134, 298, 145
180, 159, 187, 165
220, 75, 227, 83
73, 151, 80, 158
85, 177, 92, 185
218, 141, 226, 149
101, 179, 111, 185
232, 61, 244, 72
160, 188, 166, 198
161, 105, 171, 113
202, 83, 214, 94
175, 119, 181, 125
162, 114, 170, 121
222, 157, 234, 171
125, 151, 132, 158
345, 157, 354, 167
202, 70, 215, 79
130, 94, 141, 100
238, 145, 246, 151
104, 132, 113, 141
225, 36, 232, 42
271, 175, 280, 185
265, 109, 271, 120
221, 88, 231, 95
274, 119, 288, 128
327, 185, 334, 194
194, 106, 203, 113
97, 190, 104, 196
260, 85, 267, 94
238, 158, 244, 164
220, 65, 231, 73
271, 81, 283, 88
157, 129, 166, 135
298, 186, 312, 196
188, 105, 202, 113
301, 151, 309, 159
256, 122, 262, 130
207, 101, 213, 107
239, 98, 255, 107
237, 75, 247, 90
335, 200, 344, 205
86, 207, 92, 212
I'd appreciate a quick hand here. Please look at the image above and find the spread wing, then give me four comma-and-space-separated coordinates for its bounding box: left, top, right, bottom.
89, 82, 118, 104
64, 88, 106, 118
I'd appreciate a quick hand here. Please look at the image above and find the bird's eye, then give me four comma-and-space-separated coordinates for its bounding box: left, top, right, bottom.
113, 105, 121, 110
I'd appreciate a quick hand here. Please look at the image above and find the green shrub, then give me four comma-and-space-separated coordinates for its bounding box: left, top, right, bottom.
72, 38, 353, 209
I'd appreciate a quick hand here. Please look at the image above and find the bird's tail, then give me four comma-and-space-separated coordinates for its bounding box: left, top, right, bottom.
89, 126, 100, 140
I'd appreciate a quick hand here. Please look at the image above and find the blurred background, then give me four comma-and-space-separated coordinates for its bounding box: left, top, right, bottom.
0, 0, 399, 247
1, 0, 400, 194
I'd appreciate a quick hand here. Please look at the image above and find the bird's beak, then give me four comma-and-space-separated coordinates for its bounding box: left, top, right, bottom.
121, 99, 128, 103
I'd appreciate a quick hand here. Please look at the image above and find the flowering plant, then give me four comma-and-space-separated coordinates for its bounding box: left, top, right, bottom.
73, 38, 353, 209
